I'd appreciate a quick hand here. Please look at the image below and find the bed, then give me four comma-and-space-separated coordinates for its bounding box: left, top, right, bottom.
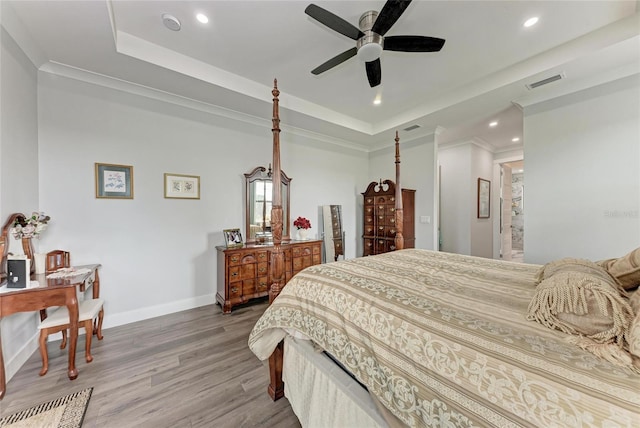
250, 81, 640, 427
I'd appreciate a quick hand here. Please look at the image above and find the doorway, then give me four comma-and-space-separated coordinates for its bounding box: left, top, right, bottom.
500, 160, 524, 262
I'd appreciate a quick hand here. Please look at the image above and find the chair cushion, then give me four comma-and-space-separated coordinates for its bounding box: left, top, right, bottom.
38, 298, 104, 329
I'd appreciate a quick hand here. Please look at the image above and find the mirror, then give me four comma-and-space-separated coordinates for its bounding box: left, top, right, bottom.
245, 165, 291, 244
321, 205, 344, 262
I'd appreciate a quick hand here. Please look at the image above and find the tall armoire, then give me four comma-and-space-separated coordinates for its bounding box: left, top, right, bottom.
362, 180, 415, 256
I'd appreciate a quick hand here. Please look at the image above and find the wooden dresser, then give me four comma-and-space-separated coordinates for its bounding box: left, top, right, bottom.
362, 180, 415, 256
216, 240, 322, 313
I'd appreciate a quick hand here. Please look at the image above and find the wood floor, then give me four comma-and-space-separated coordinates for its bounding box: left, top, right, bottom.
1, 301, 302, 427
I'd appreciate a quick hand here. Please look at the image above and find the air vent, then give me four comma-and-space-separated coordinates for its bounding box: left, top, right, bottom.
403, 124, 421, 131
526, 72, 565, 90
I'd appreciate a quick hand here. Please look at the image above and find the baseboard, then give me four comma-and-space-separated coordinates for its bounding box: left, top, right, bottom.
4, 332, 39, 382
101, 294, 216, 330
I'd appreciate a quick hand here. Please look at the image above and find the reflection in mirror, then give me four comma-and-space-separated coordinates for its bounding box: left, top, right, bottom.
245, 165, 291, 244
321, 205, 344, 262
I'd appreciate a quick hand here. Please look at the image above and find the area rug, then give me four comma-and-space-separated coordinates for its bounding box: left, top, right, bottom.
0, 387, 93, 428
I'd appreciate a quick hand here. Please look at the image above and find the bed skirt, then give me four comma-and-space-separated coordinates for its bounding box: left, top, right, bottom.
283, 336, 390, 428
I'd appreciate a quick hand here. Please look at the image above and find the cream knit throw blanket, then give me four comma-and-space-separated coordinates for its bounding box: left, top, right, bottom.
527, 258, 635, 369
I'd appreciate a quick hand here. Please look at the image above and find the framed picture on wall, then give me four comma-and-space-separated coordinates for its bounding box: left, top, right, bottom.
95, 163, 133, 199
477, 178, 490, 218
164, 173, 200, 199
224, 228, 243, 248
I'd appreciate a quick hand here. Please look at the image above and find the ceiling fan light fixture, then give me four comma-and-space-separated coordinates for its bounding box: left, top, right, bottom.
358, 43, 383, 62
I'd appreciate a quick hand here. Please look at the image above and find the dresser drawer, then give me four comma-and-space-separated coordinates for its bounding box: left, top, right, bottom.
229, 263, 256, 281
376, 196, 387, 205
257, 262, 268, 276
257, 277, 269, 292
228, 282, 242, 299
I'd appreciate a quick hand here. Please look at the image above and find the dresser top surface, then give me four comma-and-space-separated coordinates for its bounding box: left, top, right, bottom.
216, 239, 322, 252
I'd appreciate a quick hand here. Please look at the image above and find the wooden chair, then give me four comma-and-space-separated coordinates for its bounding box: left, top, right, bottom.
37, 298, 105, 376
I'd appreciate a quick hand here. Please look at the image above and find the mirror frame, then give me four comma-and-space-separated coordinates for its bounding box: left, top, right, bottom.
244, 166, 291, 244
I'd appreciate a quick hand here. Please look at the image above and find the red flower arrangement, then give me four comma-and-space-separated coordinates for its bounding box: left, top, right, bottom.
293, 216, 311, 230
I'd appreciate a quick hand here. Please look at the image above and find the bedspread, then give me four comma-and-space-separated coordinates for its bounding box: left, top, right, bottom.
249, 249, 640, 427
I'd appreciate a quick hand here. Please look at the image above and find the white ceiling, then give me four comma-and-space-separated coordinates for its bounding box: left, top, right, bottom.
3, 0, 639, 152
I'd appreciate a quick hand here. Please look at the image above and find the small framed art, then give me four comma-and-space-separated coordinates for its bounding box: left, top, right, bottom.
95, 163, 133, 199
477, 178, 490, 218
164, 173, 200, 199
224, 228, 243, 248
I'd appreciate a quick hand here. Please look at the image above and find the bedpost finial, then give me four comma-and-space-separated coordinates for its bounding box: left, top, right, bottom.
272, 79, 280, 98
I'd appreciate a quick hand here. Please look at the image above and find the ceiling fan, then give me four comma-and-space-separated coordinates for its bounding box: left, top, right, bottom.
305, 0, 445, 88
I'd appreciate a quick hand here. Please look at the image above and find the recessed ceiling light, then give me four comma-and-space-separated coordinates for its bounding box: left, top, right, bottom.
524, 17, 539, 28
489, 121, 498, 127
196, 13, 209, 24
512, 137, 520, 142
373, 98, 381, 105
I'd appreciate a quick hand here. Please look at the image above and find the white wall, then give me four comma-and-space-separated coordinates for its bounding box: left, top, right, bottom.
438, 144, 472, 255
367, 135, 437, 252
0, 28, 41, 380
438, 141, 494, 257
524, 74, 640, 263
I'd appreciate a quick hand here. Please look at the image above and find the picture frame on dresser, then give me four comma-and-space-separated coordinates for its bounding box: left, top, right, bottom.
223, 228, 243, 248
478, 178, 491, 218
95, 162, 133, 199
164, 173, 200, 199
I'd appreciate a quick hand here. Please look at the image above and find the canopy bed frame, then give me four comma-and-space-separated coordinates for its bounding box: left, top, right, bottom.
265, 80, 406, 399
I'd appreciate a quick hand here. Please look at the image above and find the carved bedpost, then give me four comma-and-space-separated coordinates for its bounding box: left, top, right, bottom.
268, 79, 285, 401
394, 131, 404, 251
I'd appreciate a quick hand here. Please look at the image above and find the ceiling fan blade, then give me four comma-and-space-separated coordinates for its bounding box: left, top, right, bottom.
371, 0, 412, 36
305, 4, 364, 40
311, 47, 358, 75
384, 36, 445, 52
365, 59, 381, 87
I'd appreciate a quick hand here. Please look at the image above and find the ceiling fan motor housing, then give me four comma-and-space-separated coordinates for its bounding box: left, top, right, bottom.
357, 10, 383, 61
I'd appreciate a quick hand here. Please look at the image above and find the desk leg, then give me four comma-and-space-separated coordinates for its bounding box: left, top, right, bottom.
0, 334, 5, 400
66, 294, 79, 380
92, 270, 101, 335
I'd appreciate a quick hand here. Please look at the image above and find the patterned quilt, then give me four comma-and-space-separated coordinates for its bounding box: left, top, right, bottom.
249, 249, 640, 427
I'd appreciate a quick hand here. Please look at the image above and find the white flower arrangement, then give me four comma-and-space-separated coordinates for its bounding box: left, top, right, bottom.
11, 212, 50, 239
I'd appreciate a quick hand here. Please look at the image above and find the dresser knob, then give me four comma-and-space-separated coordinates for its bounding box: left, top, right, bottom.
231, 272, 238, 277
231, 287, 238, 293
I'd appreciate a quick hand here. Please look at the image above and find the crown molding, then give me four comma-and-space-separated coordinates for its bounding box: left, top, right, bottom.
38, 61, 370, 154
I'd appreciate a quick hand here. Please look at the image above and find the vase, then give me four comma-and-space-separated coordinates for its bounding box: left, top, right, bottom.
297, 229, 309, 241
21, 237, 36, 275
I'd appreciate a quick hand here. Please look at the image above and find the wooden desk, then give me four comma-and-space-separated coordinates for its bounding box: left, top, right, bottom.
0, 264, 101, 400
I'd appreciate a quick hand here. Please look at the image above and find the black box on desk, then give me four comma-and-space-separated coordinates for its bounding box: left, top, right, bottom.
7, 257, 29, 288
